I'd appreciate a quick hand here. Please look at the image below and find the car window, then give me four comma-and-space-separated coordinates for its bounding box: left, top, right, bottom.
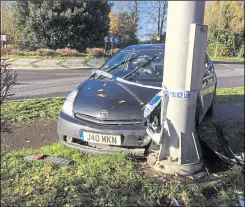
101, 52, 129, 71
98, 49, 165, 84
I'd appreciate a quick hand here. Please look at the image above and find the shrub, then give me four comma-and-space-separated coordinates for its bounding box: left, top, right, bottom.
36, 48, 55, 56
55, 48, 79, 57
1, 48, 8, 55
9, 49, 21, 55
86, 48, 104, 58
1, 45, 20, 55
207, 43, 230, 57
237, 45, 244, 58
19, 51, 37, 56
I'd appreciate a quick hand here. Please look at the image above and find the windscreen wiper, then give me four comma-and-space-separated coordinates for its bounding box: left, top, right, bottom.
122, 54, 159, 79
105, 54, 140, 73
94, 55, 140, 80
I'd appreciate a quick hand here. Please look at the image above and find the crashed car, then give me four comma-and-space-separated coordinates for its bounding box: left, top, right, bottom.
57, 44, 217, 157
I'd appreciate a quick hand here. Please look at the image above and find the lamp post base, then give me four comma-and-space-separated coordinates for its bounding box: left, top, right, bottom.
147, 153, 203, 175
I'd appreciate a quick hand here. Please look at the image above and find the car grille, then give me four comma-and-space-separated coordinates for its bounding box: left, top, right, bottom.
74, 112, 142, 126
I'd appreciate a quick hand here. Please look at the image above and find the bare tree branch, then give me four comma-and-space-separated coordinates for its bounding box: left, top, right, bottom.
141, 1, 168, 38
1, 60, 17, 103
1, 59, 17, 130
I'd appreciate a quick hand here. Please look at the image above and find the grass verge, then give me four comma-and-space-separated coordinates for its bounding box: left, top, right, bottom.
216, 87, 244, 103
1, 120, 244, 206
2, 87, 244, 124
1, 97, 65, 124
210, 56, 244, 62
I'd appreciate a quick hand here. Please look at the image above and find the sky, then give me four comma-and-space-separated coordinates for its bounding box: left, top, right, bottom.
111, 1, 213, 41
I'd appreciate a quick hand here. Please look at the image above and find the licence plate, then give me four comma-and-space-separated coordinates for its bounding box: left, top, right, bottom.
80, 131, 121, 146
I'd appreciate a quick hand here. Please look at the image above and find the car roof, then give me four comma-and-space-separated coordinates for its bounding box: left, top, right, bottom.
123, 44, 165, 51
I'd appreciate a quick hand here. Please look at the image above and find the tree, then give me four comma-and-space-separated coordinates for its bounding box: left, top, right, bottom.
111, 1, 139, 47
13, 0, 111, 51
1, 2, 21, 44
110, 1, 139, 47
141, 1, 168, 43
118, 11, 138, 47
108, 11, 120, 33
204, 1, 244, 57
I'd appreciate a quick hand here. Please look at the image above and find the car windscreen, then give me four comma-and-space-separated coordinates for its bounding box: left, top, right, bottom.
97, 49, 164, 83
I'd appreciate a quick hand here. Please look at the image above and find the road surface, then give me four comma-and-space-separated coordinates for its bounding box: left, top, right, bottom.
10, 62, 244, 100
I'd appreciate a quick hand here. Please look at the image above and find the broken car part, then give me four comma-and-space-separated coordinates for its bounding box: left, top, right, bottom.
23, 154, 73, 165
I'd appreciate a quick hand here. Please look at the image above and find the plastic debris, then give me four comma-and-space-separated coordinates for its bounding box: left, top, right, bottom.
34, 153, 45, 160
239, 196, 244, 207
140, 102, 144, 105
23, 154, 73, 165
98, 89, 103, 92
97, 94, 105, 98
170, 196, 180, 206
194, 171, 208, 179
118, 100, 126, 104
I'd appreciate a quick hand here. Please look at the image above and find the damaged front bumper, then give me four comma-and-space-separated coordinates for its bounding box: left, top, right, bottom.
57, 111, 151, 157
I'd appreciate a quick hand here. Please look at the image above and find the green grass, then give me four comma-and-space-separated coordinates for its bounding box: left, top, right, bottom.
2, 87, 244, 124
216, 87, 244, 103
1, 97, 65, 124
1, 120, 244, 206
210, 56, 244, 62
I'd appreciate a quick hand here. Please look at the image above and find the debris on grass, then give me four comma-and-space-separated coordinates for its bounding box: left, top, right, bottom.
239, 196, 244, 207
23, 154, 74, 165
193, 171, 208, 179
1, 121, 244, 206
170, 196, 180, 206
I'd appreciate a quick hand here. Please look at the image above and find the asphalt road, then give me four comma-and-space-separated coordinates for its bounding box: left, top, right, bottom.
10, 62, 244, 100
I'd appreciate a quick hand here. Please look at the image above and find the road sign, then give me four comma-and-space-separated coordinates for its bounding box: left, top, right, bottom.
114, 36, 119, 44
1, 35, 7, 41
104, 36, 110, 42
110, 37, 114, 43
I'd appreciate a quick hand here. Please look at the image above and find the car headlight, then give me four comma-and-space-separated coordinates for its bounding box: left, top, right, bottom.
62, 89, 78, 116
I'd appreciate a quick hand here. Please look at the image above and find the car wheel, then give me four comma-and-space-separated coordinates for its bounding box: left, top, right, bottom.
206, 89, 216, 116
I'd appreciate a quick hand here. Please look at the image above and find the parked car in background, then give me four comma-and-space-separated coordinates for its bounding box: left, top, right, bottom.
57, 44, 217, 157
